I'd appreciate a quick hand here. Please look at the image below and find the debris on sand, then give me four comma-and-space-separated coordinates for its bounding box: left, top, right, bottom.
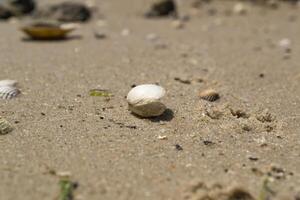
0, 0, 35, 20
175, 144, 183, 151
158, 135, 168, 140
21, 21, 76, 40
89, 89, 112, 97
233, 3, 248, 15
94, 30, 107, 39
146, 33, 158, 42
258, 178, 275, 200
121, 28, 130, 36
59, 178, 78, 200
33, 2, 92, 22
174, 77, 191, 84
184, 182, 254, 200
171, 19, 184, 29
256, 109, 275, 123
204, 107, 223, 120
145, 0, 177, 18
278, 38, 292, 53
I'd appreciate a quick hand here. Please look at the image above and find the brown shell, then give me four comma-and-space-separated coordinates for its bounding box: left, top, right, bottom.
0, 117, 13, 135
199, 89, 220, 102
21, 23, 74, 40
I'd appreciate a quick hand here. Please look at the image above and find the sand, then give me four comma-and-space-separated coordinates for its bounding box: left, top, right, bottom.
0, 0, 300, 199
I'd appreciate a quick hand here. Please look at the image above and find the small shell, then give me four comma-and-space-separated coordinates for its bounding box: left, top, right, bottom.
127, 84, 166, 117
0, 117, 13, 135
0, 80, 18, 87
0, 86, 20, 100
199, 89, 220, 102
21, 22, 75, 40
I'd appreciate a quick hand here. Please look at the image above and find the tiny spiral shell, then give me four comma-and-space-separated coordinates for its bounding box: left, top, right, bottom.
0, 86, 20, 100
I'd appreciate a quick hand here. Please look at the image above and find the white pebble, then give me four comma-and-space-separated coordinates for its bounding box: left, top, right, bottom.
278, 38, 291, 49
233, 3, 247, 15
121, 29, 130, 36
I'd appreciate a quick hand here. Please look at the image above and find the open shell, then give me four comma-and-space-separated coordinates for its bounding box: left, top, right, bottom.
0, 117, 13, 135
0, 86, 20, 100
127, 84, 166, 117
21, 22, 75, 40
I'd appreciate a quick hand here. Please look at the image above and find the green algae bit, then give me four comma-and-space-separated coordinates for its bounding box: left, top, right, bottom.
89, 89, 112, 97
258, 178, 275, 200
59, 179, 77, 200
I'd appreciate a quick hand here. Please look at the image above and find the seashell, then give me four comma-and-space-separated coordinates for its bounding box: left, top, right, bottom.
21, 22, 76, 40
199, 89, 220, 102
0, 117, 13, 135
126, 84, 166, 117
0, 79, 18, 87
0, 86, 20, 100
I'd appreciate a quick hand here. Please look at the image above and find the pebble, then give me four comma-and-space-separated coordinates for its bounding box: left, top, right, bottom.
171, 20, 184, 29
121, 29, 130, 36
146, 33, 158, 42
233, 3, 247, 15
158, 135, 168, 140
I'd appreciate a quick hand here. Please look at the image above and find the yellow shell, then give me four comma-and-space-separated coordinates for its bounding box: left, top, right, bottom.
21, 23, 75, 40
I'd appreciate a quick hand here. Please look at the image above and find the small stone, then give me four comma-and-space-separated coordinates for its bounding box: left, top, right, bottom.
121, 29, 130, 36
205, 107, 223, 119
203, 140, 214, 146
256, 109, 275, 123
233, 3, 247, 15
94, 31, 107, 39
145, 0, 177, 18
248, 156, 259, 161
241, 124, 252, 132
146, 33, 158, 41
175, 144, 183, 151
174, 77, 191, 84
278, 38, 291, 52
171, 20, 184, 29
33, 2, 91, 22
158, 135, 168, 140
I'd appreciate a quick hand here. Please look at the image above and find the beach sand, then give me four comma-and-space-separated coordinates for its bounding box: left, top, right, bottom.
0, 0, 300, 199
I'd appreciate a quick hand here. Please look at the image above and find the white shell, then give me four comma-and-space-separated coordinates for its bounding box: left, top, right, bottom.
126, 84, 166, 117
0, 86, 20, 100
0, 80, 18, 87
